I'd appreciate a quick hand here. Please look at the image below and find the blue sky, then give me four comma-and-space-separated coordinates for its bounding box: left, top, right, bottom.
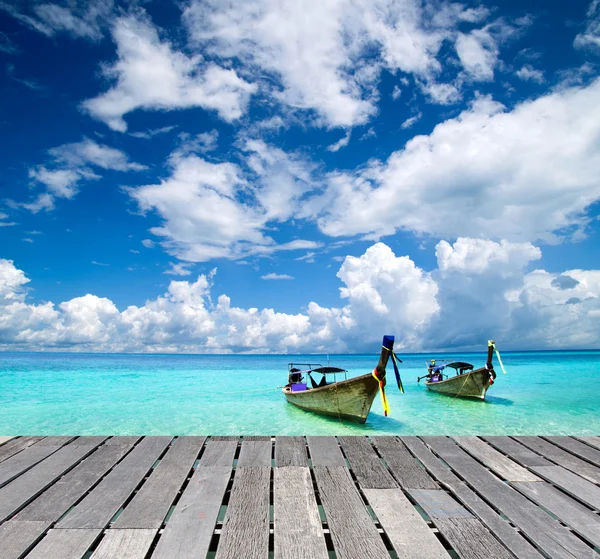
1, 0, 600, 353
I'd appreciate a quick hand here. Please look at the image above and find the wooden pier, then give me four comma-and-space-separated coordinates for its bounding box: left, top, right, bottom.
1, 435, 600, 558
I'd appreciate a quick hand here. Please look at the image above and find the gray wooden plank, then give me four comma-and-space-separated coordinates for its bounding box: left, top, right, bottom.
513, 481, 600, 548
313, 466, 390, 559
34, 437, 74, 447
482, 436, 553, 467
90, 529, 156, 559
113, 436, 205, 529
435, 518, 513, 559
453, 436, 540, 481
0, 436, 15, 446
363, 489, 448, 559
151, 441, 236, 559
0, 438, 106, 521
409, 490, 516, 558
274, 467, 328, 559
515, 436, 600, 484
306, 436, 346, 466
337, 436, 397, 489
237, 440, 272, 467
24, 529, 101, 559
57, 437, 172, 529
530, 464, 600, 510
243, 436, 272, 441
104, 437, 141, 446
576, 436, 600, 451
16, 443, 134, 522
424, 436, 593, 559
401, 437, 544, 559
372, 436, 438, 489
0, 521, 50, 559
210, 436, 240, 441
0, 440, 70, 488
216, 466, 271, 559
544, 436, 600, 467
0, 438, 43, 464
275, 436, 308, 467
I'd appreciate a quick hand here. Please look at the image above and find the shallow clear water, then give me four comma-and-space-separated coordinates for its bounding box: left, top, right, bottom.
0, 351, 599, 435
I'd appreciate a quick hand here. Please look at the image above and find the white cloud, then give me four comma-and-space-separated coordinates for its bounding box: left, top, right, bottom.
128, 138, 321, 262
575, 0, 600, 50
49, 139, 147, 171
2, 241, 600, 353
165, 262, 193, 276
22, 138, 144, 213
130, 126, 177, 139
261, 273, 293, 280
326, 131, 351, 152
455, 28, 498, 81
310, 78, 600, 244
516, 65, 545, 83
401, 112, 422, 129
391, 85, 402, 100
184, 0, 492, 128
82, 14, 256, 131
141, 239, 155, 248
91, 261, 109, 266
0, 0, 113, 40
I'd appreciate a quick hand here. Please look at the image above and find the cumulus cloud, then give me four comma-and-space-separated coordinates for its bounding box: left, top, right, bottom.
184, 0, 495, 128
455, 28, 499, 81
82, 14, 256, 131
2, 241, 598, 352
326, 131, 351, 152
516, 65, 545, 83
309, 78, 600, 244
129, 138, 319, 261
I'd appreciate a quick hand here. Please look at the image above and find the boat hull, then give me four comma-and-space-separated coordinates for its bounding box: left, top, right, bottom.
425, 367, 492, 400
282, 373, 380, 423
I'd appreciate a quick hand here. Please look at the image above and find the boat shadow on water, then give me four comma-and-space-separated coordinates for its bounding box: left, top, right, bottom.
423, 391, 514, 407
283, 404, 405, 431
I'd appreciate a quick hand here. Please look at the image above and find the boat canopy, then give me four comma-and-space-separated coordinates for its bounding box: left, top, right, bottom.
288, 363, 347, 374
447, 361, 474, 373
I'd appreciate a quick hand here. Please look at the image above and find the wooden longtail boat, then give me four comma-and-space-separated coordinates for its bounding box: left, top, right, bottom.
282, 335, 398, 423
418, 340, 499, 400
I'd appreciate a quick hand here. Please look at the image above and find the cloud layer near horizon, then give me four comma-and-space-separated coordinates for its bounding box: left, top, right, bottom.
2, 240, 599, 353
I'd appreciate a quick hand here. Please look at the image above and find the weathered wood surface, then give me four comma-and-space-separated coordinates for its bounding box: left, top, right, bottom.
0, 521, 50, 559
0, 437, 14, 446
0, 437, 72, 488
0, 437, 43, 464
372, 436, 438, 489
151, 440, 236, 559
113, 436, 205, 529
512, 480, 600, 548
423, 436, 592, 559
306, 436, 346, 466
57, 437, 172, 529
24, 529, 101, 559
90, 529, 157, 559
544, 435, 600, 466
273, 467, 328, 559
313, 465, 390, 559
0, 437, 105, 521
363, 488, 448, 559
216, 439, 271, 559
452, 436, 540, 481
16, 442, 134, 522
401, 436, 544, 559
515, 436, 600, 483
0, 436, 599, 559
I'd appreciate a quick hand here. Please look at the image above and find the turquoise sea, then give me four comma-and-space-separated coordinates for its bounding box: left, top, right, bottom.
0, 351, 598, 435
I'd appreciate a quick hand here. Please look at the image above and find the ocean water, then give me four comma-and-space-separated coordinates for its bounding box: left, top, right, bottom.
0, 350, 598, 436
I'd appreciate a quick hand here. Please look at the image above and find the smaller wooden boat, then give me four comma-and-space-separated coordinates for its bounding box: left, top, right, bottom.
418, 341, 499, 400
282, 335, 402, 423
